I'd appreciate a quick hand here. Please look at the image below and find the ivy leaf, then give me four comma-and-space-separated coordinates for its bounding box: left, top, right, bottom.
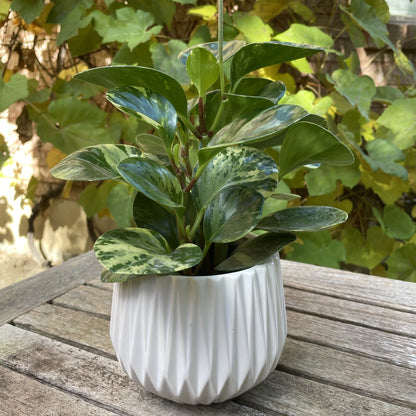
117, 157, 184, 212
362, 139, 407, 180
257, 206, 348, 232
94, 228, 203, 275
215, 232, 296, 272
343, 226, 395, 270
279, 90, 333, 117
382, 205, 416, 241
186, 47, 219, 96
377, 98, 416, 150
51, 144, 142, 181
193, 146, 278, 211
233, 12, 273, 42
0, 73, 29, 112
132, 192, 178, 249
279, 121, 354, 178
204, 186, 264, 243
331, 69, 376, 119
11, 0, 44, 23
386, 244, 416, 282
74, 66, 187, 116
36, 97, 117, 154
150, 39, 190, 85
287, 231, 345, 269
106, 86, 177, 147
101, 7, 162, 50
56, 2, 89, 45
274, 23, 334, 49
229, 41, 323, 90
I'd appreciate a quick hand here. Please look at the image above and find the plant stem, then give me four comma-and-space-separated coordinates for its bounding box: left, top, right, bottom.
218, 0, 225, 97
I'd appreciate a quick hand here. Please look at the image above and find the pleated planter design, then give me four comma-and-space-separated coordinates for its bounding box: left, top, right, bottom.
110, 254, 287, 405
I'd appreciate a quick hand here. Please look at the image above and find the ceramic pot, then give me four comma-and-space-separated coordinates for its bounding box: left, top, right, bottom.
110, 253, 287, 405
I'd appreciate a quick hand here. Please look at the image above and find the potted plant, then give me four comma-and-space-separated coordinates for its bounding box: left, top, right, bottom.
51, 1, 354, 405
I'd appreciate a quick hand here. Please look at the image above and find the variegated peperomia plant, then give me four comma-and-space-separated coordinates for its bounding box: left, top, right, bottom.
51, 6, 354, 282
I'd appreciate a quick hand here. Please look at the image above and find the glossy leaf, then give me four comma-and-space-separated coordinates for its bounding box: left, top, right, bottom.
229, 41, 323, 90
51, 144, 142, 181
186, 47, 219, 96
74, 65, 187, 116
117, 157, 184, 211
107, 86, 177, 146
136, 134, 167, 156
107, 182, 136, 227
133, 192, 178, 248
257, 206, 348, 232
203, 186, 264, 243
94, 227, 203, 275
215, 232, 296, 272
193, 146, 278, 211
279, 121, 354, 177
199, 104, 308, 166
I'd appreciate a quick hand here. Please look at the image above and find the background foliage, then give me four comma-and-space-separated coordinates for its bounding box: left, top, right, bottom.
1, 0, 416, 281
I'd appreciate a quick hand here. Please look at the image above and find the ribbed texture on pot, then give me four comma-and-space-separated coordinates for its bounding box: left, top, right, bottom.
110, 254, 287, 404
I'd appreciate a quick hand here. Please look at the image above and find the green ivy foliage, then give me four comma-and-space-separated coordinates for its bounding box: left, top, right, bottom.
2, 0, 416, 280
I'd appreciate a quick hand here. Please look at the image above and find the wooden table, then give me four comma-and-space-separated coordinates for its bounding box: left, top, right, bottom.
0, 251, 415, 415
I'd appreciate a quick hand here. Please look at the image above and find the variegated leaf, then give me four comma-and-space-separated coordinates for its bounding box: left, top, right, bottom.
203, 186, 264, 243
193, 146, 278, 211
215, 232, 296, 272
257, 206, 348, 232
107, 86, 177, 147
117, 156, 184, 212
50, 144, 142, 181
94, 227, 203, 275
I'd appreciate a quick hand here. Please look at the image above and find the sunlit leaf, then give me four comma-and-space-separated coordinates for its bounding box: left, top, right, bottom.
51, 144, 141, 181
274, 24, 334, 49
233, 12, 273, 42
0, 73, 29, 112
94, 227, 203, 275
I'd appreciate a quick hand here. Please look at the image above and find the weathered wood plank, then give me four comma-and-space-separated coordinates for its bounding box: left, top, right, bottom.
53, 285, 112, 318
13, 303, 114, 358
86, 277, 112, 291
285, 287, 416, 337
287, 310, 416, 369
0, 365, 117, 416
0, 325, 269, 416
0, 251, 102, 326
281, 260, 416, 313
279, 338, 416, 409
237, 370, 416, 416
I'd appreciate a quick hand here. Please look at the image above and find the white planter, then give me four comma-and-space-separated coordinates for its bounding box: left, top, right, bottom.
110, 254, 287, 405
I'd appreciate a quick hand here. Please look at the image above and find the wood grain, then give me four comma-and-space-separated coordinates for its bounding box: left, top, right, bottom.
0, 251, 102, 326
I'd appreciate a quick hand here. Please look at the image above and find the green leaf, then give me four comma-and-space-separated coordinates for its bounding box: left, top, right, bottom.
279, 121, 354, 177
257, 206, 348, 232
373, 86, 404, 105
136, 134, 167, 156
150, 39, 190, 85
382, 205, 416, 240
287, 231, 345, 269
274, 23, 334, 49
106, 86, 177, 147
331, 69, 376, 119
229, 41, 323, 90
193, 146, 278, 211
68, 22, 103, 57
362, 139, 407, 180
233, 12, 273, 42
94, 228, 203, 275
107, 182, 136, 228
279, 90, 333, 117
102, 7, 162, 50
204, 186, 264, 243
186, 47, 219, 96
79, 181, 116, 218
56, 2, 89, 45
47, 0, 89, 23
132, 192, 178, 249
11, 0, 44, 23
343, 226, 395, 270
215, 232, 296, 272
74, 66, 187, 116
386, 244, 416, 282
377, 98, 416, 149
112, 42, 153, 67
117, 157, 184, 211
0, 74, 29, 112
340, 0, 395, 50
36, 97, 117, 154
51, 144, 142, 181
199, 104, 308, 165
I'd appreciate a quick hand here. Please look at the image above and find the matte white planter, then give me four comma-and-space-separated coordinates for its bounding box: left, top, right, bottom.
110, 254, 287, 405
